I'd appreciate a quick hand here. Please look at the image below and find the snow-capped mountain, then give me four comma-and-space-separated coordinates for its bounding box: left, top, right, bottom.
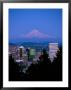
23, 29, 48, 38
9, 29, 62, 45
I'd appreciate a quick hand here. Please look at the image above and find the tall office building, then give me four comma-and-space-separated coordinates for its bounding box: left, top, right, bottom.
17, 46, 26, 60
29, 48, 36, 61
48, 43, 59, 62
9, 45, 17, 59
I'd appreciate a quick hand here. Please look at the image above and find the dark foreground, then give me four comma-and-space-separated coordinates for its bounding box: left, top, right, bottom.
9, 47, 62, 81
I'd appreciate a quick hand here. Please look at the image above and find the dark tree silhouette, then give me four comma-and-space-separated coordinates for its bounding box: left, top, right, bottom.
9, 54, 30, 81
9, 47, 62, 81
26, 49, 52, 81
9, 54, 21, 81
26, 48, 62, 81
51, 47, 62, 80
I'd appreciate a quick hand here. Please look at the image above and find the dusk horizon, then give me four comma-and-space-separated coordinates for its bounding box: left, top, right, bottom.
9, 9, 62, 44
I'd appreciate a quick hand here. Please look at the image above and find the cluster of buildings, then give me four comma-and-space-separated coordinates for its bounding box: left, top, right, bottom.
9, 43, 59, 62
9, 43, 59, 72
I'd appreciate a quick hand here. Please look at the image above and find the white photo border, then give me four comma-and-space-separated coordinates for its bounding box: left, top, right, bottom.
3, 3, 68, 87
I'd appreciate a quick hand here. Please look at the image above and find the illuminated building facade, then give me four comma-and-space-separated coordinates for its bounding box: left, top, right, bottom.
48, 43, 59, 62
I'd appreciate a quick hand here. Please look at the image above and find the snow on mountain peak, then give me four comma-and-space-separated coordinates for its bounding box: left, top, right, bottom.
23, 29, 48, 38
